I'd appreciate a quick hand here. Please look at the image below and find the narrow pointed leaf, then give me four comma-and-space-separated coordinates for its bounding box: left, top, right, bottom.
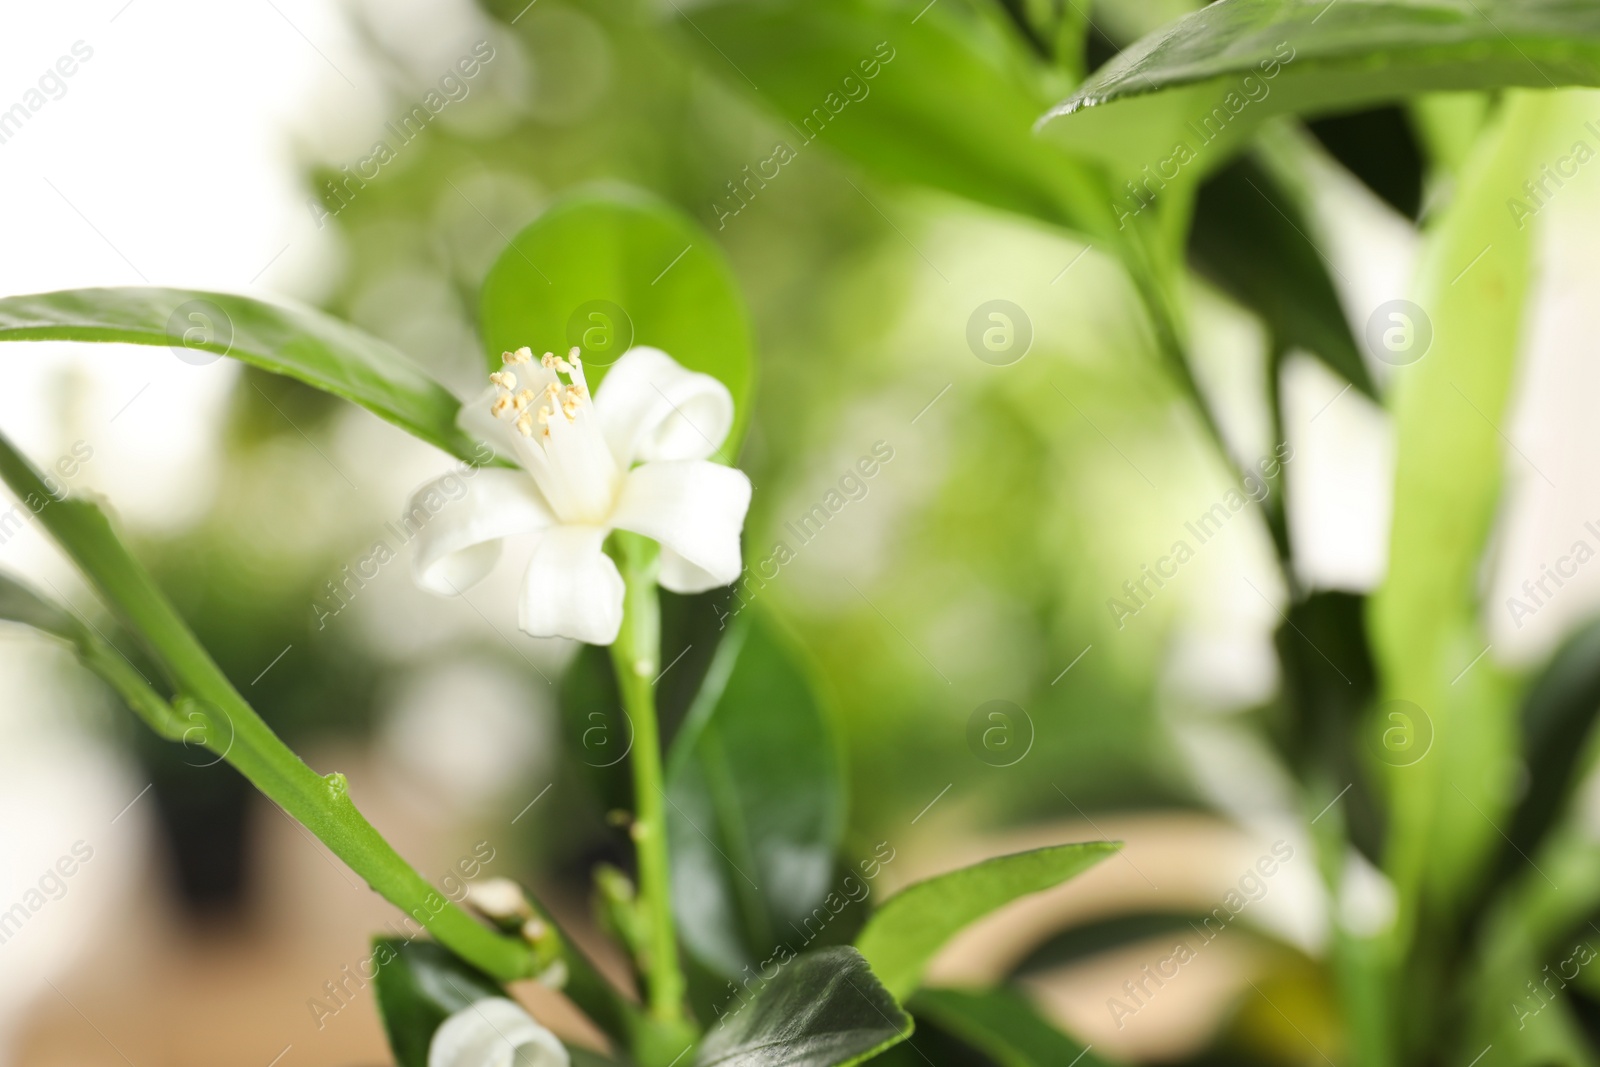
0, 287, 477, 459
1046, 0, 1600, 131
855, 842, 1119, 1001
1190, 151, 1375, 398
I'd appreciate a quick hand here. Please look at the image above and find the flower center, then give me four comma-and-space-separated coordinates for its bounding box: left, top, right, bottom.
488, 346, 619, 523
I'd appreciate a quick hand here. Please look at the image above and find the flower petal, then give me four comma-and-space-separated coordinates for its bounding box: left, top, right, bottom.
427, 997, 569, 1067
411, 468, 555, 596
612, 460, 751, 593
518, 525, 624, 644
593, 346, 734, 465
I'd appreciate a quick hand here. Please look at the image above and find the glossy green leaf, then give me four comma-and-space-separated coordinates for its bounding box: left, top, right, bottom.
1048, 0, 1600, 130
665, 615, 847, 981
855, 841, 1119, 1001
372, 938, 506, 1067
478, 185, 754, 459
909, 987, 1108, 1067
0, 287, 477, 460
693, 946, 909, 1067
676, 0, 1123, 242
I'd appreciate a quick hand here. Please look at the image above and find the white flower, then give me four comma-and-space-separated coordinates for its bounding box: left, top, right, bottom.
410, 346, 751, 645
428, 997, 569, 1067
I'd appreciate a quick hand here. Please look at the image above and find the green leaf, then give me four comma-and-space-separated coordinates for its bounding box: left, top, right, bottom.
909, 987, 1108, 1067
1190, 145, 1375, 399
1367, 91, 1560, 947
855, 842, 1119, 1001
665, 615, 847, 981
0, 287, 477, 460
478, 184, 754, 460
693, 946, 910, 1067
0, 568, 82, 642
0, 567, 187, 740
1495, 618, 1600, 887
1047, 0, 1600, 129
372, 938, 507, 1067
676, 0, 1123, 242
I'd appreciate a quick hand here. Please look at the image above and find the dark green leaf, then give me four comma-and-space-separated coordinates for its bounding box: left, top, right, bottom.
666, 615, 847, 981
372, 938, 507, 1067
909, 987, 1108, 1067
0, 287, 477, 460
694, 946, 910, 1067
478, 185, 754, 460
1497, 618, 1600, 884
1009, 911, 1217, 975
1190, 151, 1375, 398
1047, 0, 1600, 131
1270, 590, 1383, 866
855, 842, 1119, 1000
677, 0, 1123, 242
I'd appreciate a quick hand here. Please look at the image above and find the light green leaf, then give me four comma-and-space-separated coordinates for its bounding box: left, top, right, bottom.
855, 842, 1119, 1001
665, 615, 847, 981
478, 184, 754, 460
909, 987, 1108, 1067
1368, 90, 1562, 949
1047, 0, 1600, 130
693, 946, 909, 1067
0, 287, 477, 460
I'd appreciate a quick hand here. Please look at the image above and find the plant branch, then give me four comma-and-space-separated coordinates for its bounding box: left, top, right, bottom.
609, 532, 689, 1029
0, 426, 539, 983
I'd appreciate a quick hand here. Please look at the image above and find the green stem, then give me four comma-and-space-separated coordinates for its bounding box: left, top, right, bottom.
609, 533, 688, 1027
0, 427, 538, 983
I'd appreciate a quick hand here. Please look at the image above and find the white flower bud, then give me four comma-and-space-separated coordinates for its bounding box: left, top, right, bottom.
428, 998, 568, 1067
